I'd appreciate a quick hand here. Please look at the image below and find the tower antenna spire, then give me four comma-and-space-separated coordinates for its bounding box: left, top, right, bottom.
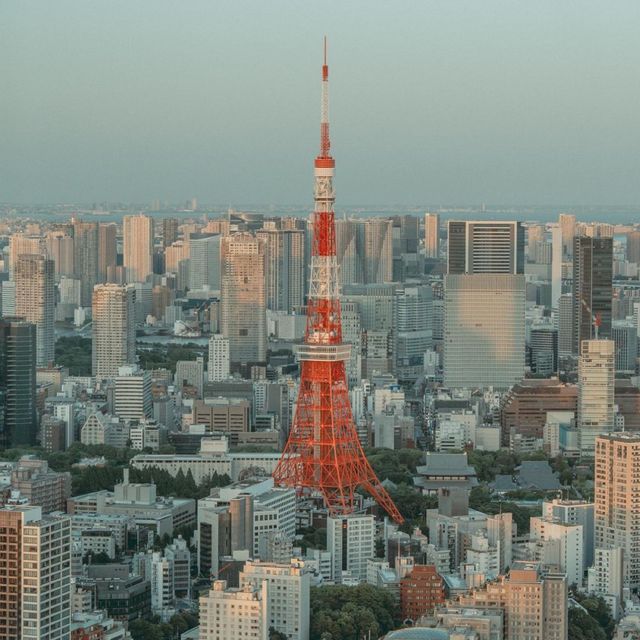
273, 42, 403, 524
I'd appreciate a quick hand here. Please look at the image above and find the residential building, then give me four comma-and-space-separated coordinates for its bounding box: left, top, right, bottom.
123, 214, 153, 283
578, 340, 614, 457
595, 433, 640, 590
175, 358, 204, 398
208, 334, 230, 381
98, 223, 117, 282
10, 457, 71, 513
587, 547, 624, 618
327, 514, 375, 583
458, 562, 567, 640
240, 560, 310, 640
92, 284, 136, 379
73, 220, 99, 307
199, 580, 268, 640
542, 499, 594, 568
400, 564, 445, 623
14, 254, 55, 366
424, 212, 439, 259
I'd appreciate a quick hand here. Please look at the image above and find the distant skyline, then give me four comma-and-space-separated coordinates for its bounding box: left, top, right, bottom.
2, 1, 640, 205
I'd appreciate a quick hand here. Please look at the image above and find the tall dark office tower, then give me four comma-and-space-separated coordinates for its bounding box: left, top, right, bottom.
447, 221, 524, 275
163, 218, 179, 248
0, 319, 37, 448
393, 214, 419, 254
573, 236, 613, 355
73, 220, 99, 306
98, 223, 117, 282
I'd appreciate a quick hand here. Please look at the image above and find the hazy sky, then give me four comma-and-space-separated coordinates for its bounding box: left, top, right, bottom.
2, 1, 640, 206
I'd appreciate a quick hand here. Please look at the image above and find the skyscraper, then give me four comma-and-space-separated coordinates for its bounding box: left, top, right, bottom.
221, 233, 267, 366
256, 228, 305, 312
595, 433, 640, 590
0, 319, 37, 448
557, 293, 573, 358
572, 236, 613, 354
444, 220, 525, 388
162, 218, 179, 248
98, 223, 117, 282
188, 233, 221, 291
0, 506, 71, 640
559, 213, 576, 259
424, 212, 440, 259
447, 220, 524, 275
626, 230, 640, 263
578, 340, 614, 458
14, 254, 55, 367
394, 285, 433, 382
92, 284, 136, 379
8, 234, 44, 277
73, 220, 99, 307
123, 214, 154, 283
444, 275, 526, 388
45, 230, 74, 280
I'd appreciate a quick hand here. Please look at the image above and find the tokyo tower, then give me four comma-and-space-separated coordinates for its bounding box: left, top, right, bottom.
273, 40, 403, 524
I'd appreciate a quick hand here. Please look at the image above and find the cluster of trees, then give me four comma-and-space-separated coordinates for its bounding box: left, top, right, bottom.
568, 593, 615, 640
469, 486, 539, 534
297, 526, 327, 552
55, 336, 92, 375
137, 343, 207, 373
129, 612, 198, 640
310, 584, 400, 640
129, 466, 231, 500
366, 448, 423, 485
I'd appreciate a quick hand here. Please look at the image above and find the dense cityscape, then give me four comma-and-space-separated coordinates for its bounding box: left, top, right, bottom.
3, 5, 640, 640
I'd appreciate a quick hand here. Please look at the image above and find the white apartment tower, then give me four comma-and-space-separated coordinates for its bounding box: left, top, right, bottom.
21, 510, 72, 640
208, 334, 230, 382
240, 560, 310, 640
114, 366, 152, 421
14, 254, 55, 366
92, 284, 136, 379
327, 514, 375, 583
424, 212, 440, 259
199, 580, 268, 640
578, 340, 614, 457
595, 433, 640, 590
221, 233, 267, 365
123, 214, 154, 283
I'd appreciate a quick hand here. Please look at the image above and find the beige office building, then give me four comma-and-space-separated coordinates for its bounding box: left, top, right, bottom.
424, 212, 440, 258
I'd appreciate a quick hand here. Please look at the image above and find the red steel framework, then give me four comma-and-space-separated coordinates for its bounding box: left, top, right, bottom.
273, 40, 403, 524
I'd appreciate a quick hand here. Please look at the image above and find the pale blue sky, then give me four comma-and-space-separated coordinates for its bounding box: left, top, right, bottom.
1, 1, 640, 205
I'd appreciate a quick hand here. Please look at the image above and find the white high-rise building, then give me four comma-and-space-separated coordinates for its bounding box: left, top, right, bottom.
424, 212, 439, 259
20, 510, 72, 640
92, 284, 136, 379
444, 274, 526, 388
221, 233, 267, 365
530, 516, 584, 587
542, 498, 595, 568
14, 254, 55, 366
587, 547, 624, 618
199, 580, 268, 640
208, 334, 230, 381
578, 340, 614, 457
240, 560, 310, 640
595, 433, 640, 590
146, 551, 174, 615
123, 214, 153, 283
114, 366, 152, 421
327, 514, 375, 583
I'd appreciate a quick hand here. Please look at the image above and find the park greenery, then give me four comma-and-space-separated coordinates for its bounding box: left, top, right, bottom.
568, 593, 615, 640
310, 584, 400, 640
55, 336, 92, 375
129, 612, 199, 640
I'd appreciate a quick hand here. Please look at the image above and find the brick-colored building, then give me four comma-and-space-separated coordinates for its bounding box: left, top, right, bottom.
400, 564, 445, 623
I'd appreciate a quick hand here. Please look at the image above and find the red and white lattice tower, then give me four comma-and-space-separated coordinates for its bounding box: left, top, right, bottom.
273, 40, 403, 524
